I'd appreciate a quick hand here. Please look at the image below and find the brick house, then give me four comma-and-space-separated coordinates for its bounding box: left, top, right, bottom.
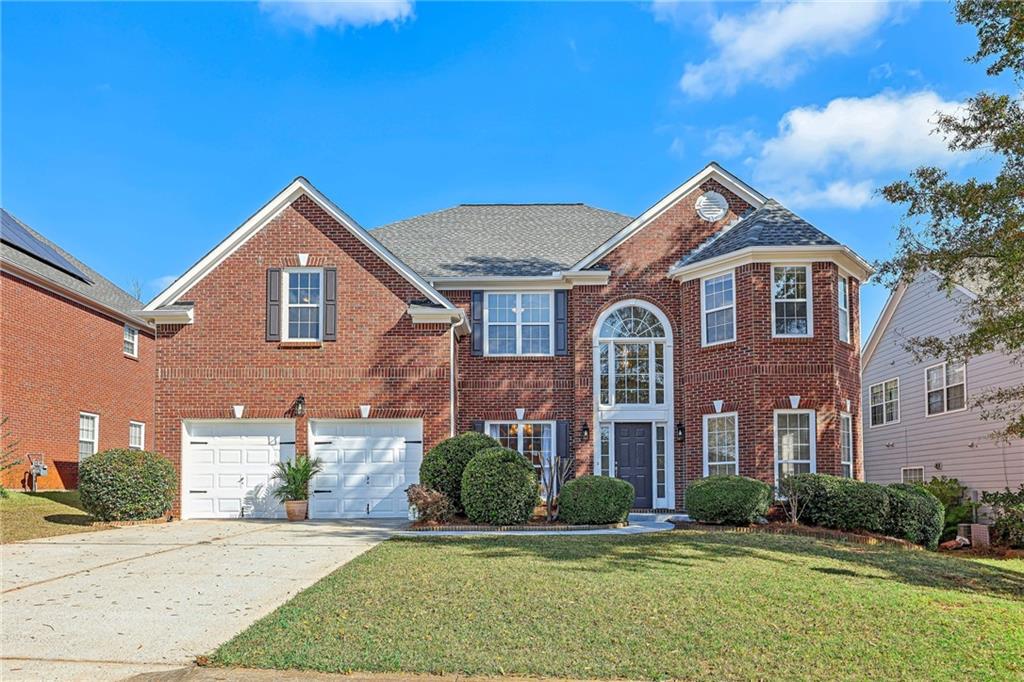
141, 163, 871, 518
1, 210, 155, 490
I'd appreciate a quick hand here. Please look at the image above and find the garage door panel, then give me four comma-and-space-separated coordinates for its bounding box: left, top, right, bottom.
219, 449, 242, 464
317, 448, 340, 464
343, 449, 367, 463
191, 448, 215, 465
246, 449, 271, 464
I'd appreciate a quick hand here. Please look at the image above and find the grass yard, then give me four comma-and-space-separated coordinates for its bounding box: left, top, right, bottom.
214, 531, 1024, 680
0, 490, 96, 543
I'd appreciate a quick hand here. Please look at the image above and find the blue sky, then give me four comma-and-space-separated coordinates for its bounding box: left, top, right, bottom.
1, 1, 1009, 339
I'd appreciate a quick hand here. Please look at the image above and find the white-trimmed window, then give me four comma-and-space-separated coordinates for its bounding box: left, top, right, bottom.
123, 325, 139, 357
655, 424, 666, 499
926, 361, 967, 416
282, 268, 323, 341
701, 272, 736, 346
484, 292, 553, 356
869, 378, 900, 426
901, 467, 924, 484
78, 413, 98, 461
703, 413, 738, 476
775, 410, 816, 483
772, 265, 812, 337
837, 276, 850, 343
597, 305, 667, 406
486, 421, 555, 484
840, 412, 853, 478
597, 423, 612, 476
129, 421, 145, 450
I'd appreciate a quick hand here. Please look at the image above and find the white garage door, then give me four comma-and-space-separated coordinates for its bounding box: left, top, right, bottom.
182, 421, 295, 520
308, 419, 423, 518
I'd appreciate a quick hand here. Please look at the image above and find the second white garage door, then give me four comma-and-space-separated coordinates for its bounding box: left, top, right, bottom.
308, 419, 423, 518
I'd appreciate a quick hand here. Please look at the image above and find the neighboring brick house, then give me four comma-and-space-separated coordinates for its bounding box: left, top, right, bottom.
142, 163, 871, 518
1, 209, 155, 490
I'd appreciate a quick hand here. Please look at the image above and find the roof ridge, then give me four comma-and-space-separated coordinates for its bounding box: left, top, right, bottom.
457, 202, 586, 207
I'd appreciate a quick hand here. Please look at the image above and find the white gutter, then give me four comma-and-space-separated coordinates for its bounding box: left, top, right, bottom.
429, 270, 611, 291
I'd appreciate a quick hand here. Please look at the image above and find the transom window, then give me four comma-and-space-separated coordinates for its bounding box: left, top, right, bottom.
702, 272, 736, 345
597, 305, 667, 407
869, 378, 900, 426
775, 410, 816, 483
772, 265, 812, 337
703, 413, 738, 476
486, 421, 554, 491
79, 413, 98, 461
484, 292, 553, 355
837, 276, 850, 343
283, 268, 322, 341
123, 325, 139, 357
840, 412, 853, 478
902, 467, 924, 484
129, 421, 145, 451
926, 361, 967, 416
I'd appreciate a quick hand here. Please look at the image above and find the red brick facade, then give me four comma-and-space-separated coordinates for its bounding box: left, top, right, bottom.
152, 177, 863, 513
1, 271, 155, 489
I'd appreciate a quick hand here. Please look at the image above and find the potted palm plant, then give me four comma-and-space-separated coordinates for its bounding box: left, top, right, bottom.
271, 456, 323, 521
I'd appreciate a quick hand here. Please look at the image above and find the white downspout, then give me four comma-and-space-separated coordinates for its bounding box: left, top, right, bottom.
449, 321, 457, 437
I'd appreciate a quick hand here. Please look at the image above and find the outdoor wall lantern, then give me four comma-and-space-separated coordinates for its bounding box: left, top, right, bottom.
580, 422, 590, 441
676, 423, 685, 442
293, 394, 306, 417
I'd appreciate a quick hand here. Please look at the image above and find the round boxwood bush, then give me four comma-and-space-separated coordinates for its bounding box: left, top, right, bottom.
817, 478, 890, 533
78, 449, 176, 522
460, 447, 538, 525
558, 475, 635, 525
420, 431, 499, 513
884, 483, 944, 549
686, 475, 772, 525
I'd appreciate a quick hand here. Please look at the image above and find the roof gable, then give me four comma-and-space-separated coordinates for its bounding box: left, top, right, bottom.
570, 162, 767, 271
145, 178, 456, 311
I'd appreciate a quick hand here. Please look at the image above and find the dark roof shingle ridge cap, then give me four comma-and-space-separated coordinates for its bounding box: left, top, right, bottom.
457, 202, 587, 206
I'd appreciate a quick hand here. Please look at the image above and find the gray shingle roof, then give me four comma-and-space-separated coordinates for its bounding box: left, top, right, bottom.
372, 204, 631, 278
0, 209, 145, 320
674, 199, 839, 269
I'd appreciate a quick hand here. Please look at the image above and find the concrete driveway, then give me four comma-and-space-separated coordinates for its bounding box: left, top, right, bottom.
1, 519, 402, 681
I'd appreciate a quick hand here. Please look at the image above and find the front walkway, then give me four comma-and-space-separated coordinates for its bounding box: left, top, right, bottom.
1, 519, 401, 681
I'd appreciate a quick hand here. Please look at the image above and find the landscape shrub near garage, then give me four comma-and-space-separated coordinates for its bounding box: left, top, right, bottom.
558, 475, 634, 525
686, 475, 771, 525
884, 484, 944, 550
460, 447, 538, 525
420, 431, 499, 514
78, 449, 176, 522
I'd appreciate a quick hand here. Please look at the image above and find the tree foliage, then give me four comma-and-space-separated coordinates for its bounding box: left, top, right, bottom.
876, 1, 1024, 441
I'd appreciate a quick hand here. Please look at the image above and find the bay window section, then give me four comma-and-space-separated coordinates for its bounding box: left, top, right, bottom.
838, 276, 850, 343
840, 412, 853, 478
775, 410, 816, 483
702, 272, 736, 345
485, 292, 553, 356
772, 265, 812, 337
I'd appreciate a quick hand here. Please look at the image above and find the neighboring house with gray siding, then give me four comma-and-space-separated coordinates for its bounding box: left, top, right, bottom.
862, 270, 1024, 501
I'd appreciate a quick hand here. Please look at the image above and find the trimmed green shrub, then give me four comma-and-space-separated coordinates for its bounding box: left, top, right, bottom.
460, 447, 538, 525
783, 473, 847, 526
982, 485, 1024, 548
885, 484, 944, 549
420, 431, 500, 513
921, 476, 975, 541
784, 473, 888, 533
686, 475, 772, 525
78, 449, 176, 522
558, 476, 634, 525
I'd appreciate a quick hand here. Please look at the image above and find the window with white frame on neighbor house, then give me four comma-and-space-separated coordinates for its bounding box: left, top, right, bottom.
123, 325, 138, 357
772, 265, 812, 336
926, 361, 966, 416
79, 413, 98, 460
869, 378, 900, 426
484, 292, 553, 355
129, 421, 145, 450
902, 467, 924, 484
282, 268, 323, 341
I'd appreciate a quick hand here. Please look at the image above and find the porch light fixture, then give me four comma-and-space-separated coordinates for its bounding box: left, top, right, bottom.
788, 395, 801, 409
359, 404, 371, 419
676, 423, 685, 442
581, 422, 590, 441
293, 394, 306, 417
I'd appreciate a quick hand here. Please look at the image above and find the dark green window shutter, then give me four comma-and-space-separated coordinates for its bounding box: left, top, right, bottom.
472, 420, 485, 434
266, 268, 281, 341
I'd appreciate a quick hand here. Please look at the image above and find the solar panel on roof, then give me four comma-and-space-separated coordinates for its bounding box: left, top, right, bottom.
1, 211, 92, 283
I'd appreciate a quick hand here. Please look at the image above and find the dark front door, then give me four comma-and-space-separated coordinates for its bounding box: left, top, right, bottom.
614, 422, 652, 508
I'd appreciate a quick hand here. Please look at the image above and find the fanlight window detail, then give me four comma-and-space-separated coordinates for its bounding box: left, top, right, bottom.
599, 306, 665, 339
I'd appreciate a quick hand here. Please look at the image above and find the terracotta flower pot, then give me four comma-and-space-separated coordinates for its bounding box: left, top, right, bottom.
284, 500, 308, 521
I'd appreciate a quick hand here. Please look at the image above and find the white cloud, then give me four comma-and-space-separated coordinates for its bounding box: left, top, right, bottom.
749, 90, 965, 209
147, 274, 178, 297
259, 0, 414, 31
704, 125, 761, 159
679, 1, 893, 98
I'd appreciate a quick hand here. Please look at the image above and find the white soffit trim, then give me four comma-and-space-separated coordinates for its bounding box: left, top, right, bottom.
430, 270, 611, 291
408, 304, 470, 334
135, 307, 194, 325
570, 162, 767, 272
145, 177, 456, 312
667, 245, 874, 283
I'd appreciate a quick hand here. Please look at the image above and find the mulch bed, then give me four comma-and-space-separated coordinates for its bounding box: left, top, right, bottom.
939, 545, 1024, 560
410, 512, 627, 532
672, 519, 922, 550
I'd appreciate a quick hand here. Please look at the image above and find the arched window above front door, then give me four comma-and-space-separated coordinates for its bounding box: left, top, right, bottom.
596, 303, 669, 407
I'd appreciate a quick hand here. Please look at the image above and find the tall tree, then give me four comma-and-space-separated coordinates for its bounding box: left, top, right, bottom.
876, 0, 1024, 441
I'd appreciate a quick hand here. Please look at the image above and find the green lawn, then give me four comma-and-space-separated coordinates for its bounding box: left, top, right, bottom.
0, 490, 96, 543
214, 531, 1024, 680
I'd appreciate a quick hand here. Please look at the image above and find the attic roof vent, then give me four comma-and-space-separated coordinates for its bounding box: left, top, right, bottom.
695, 191, 729, 222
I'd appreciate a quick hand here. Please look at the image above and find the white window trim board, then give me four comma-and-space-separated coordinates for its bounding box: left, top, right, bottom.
280, 267, 325, 342
482, 291, 555, 357
923, 360, 969, 418
773, 409, 817, 485
770, 264, 814, 338
700, 269, 737, 347
867, 377, 901, 428
702, 412, 739, 477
